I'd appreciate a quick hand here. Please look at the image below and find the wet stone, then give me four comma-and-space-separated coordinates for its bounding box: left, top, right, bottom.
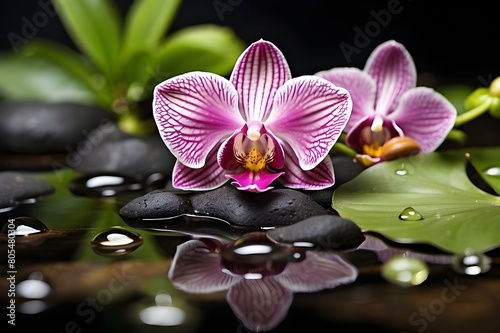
0, 172, 54, 212
119, 184, 330, 228
267, 214, 365, 250
0, 100, 115, 154
70, 123, 176, 180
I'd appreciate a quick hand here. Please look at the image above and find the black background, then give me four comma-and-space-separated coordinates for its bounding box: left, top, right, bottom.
0, 0, 499, 86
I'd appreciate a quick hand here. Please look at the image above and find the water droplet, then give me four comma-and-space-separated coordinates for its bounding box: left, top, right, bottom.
452, 249, 491, 275
485, 167, 500, 176
17, 271, 52, 314
221, 232, 297, 276
0, 216, 49, 236
68, 173, 144, 197
398, 207, 423, 221
381, 255, 429, 287
91, 227, 143, 256
395, 168, 408, 176
137, 291, 187, 326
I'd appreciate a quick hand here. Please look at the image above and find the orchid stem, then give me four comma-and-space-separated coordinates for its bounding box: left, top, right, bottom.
331, 142, 357, 158
454, 98, 492, 127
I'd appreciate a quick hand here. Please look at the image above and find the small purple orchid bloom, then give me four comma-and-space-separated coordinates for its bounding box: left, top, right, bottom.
316, 40, 457, 166
153, 39, 352, 192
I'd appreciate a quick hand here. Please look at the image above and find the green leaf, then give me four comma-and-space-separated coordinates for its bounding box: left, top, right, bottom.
121, 0, 181, 64
52, 0, 121, 80
155, 24, 246, 80
466, 147, 500, 195
0, 51, 106, 106
332, 148, 500, 254
20, 39, 112, 107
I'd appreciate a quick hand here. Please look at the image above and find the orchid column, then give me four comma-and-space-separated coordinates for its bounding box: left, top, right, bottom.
153, 40, 352, 192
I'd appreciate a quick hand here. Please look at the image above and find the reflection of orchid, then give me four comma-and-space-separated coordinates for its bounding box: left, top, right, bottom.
153, 39, 352, 192
358, 234, 453, 265
316, 40, 457, 167
168, 234, 358, 332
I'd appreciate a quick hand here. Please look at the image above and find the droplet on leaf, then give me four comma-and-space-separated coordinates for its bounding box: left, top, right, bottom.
398, 207, 423, 221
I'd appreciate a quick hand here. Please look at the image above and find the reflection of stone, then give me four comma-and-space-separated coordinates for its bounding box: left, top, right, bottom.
168, 237, 358, 332
119, 184, 330, 228
0, 172, 54, 212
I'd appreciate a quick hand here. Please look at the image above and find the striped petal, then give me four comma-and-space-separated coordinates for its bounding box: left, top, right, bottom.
315, 67, 376, 133
172, 145, 229, 191
227, 278, 292, 332
279, 143, 335, 190
365, 40, 416, 116
168, 240, 239, 293
387, 87, 457, 153
277, 251, 358, 292
266, 76, 352, 170
153, 72, 244, 169
230, 39, 291, 122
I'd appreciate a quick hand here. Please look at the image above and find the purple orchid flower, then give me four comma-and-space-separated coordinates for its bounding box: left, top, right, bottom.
316, 40, 457, 166
153, 39, 352, 192
168, 237, 358, 332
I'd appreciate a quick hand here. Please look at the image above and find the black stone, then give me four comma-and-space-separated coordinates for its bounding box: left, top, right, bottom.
119, 184, 330, 228
0, 100, 115, 154
0, 172, 54, 212
70, 123, 176, 180
267, 214, 365, 251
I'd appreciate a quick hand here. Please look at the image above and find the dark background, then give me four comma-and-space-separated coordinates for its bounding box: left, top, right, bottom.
0, 0, 499, 87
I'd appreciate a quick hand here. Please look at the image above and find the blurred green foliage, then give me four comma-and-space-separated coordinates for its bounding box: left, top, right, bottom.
0, 0, 246, 134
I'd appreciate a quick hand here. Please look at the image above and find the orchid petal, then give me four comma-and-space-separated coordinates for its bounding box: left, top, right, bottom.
358, 235, 453, 265
364, 40, 416, 115
168, 240, 239, 293
227, 278, 293, 332
277, 251, 358, 292
227, 168, 284, 192
387, 87, 457, 153
315, 67, 376, 133
266, 76, 352, 170
230, 39, 291, 122
153, 72, 244, 168
279, 143, 335, 190
172, 145, 229, 190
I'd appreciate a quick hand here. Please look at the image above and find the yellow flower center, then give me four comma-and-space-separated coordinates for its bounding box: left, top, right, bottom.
234, 132, 275, 172
242, 148, 267, 172
362, 141, 383, 157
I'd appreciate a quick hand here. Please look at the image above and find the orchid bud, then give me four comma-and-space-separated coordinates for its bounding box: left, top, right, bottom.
464, 87, 490, 110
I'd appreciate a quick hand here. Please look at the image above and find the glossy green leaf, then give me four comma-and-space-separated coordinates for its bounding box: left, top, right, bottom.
332, 147, 500, 254
155, 24, 246, 80
0, 51, 105, 106
466, 147, 500, 195
53, 0, 121, 80
121, 0, 181, 63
